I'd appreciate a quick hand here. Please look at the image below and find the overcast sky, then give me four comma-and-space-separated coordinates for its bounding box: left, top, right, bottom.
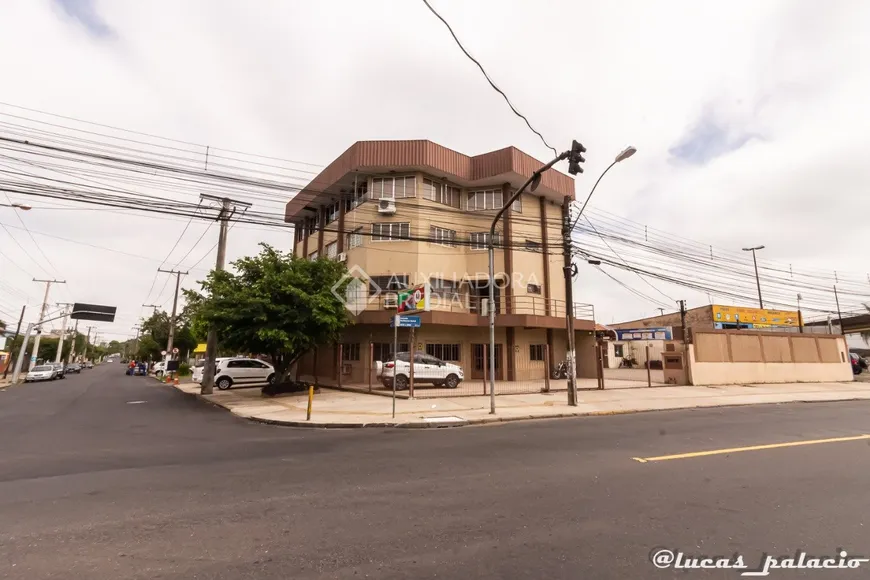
0, 0, 868, 346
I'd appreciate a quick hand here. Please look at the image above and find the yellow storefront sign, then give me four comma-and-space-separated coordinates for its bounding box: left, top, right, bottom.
711, 305, 800, 327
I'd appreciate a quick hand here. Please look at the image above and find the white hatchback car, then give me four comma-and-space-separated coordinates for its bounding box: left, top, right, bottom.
195, 357, 276, 390
377, 352, 464, 390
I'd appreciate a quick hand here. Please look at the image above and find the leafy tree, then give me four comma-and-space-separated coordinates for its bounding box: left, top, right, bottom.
137, 335, 162, 361
140, 310, 198, 358
184, 244, 351, 381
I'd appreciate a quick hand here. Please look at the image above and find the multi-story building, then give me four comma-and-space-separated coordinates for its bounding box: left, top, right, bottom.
285, 140, 597, 387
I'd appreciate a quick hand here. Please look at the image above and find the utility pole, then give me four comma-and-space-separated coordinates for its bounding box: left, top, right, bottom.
84, 326, 95, 361
157, 269, 188, 361
2, 304, 25, 379
132, 324, 142, 358
742, 246, 765, 309
68, 319, 80, 362
30, 279, 65, 370
55, 302, 74, 364
678, 300, 687, 343
797, 293, 804, 334
200, 194, 251, 395
834, 285, 844, 335
562, 196, 579, 407
657, 308, 665, 317
142, 304, 160, 316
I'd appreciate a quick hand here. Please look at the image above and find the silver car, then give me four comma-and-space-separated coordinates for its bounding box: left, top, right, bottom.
25, 365, 57, 382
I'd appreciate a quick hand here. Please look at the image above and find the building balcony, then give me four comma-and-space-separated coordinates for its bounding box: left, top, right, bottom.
354, 293, 595, 330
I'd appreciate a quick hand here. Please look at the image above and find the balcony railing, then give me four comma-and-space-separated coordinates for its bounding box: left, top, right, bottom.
373, 293, 595, 320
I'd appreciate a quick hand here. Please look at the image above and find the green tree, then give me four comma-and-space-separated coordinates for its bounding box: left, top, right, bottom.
140, 310, 198, 359
137, 335, 162, 361
184, 244, 351, 380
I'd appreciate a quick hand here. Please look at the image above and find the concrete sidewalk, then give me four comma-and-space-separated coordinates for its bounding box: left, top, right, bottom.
169, 380, 870, 428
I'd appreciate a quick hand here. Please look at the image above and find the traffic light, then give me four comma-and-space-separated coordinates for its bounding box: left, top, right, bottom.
567, 140, 586, 175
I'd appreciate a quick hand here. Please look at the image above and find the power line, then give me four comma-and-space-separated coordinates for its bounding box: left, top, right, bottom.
419, 0, 557, 156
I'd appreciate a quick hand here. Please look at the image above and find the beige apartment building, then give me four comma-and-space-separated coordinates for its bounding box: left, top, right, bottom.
285, 140, 597, 389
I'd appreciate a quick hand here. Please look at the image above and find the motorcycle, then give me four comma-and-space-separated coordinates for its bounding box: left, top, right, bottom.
551, 361, 568, 379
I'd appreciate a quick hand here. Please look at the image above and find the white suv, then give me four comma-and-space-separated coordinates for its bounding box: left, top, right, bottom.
377, 352, 464, 390
196, 357, 276, 390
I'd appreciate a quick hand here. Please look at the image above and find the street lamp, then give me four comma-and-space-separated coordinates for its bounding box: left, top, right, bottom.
487, 148, 572, 415
573, 146, 637, 226
1, 202, 32, 210
742, 245, 765, 308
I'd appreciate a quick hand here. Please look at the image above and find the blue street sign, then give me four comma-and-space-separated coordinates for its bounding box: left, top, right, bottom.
390, 315, 421, 328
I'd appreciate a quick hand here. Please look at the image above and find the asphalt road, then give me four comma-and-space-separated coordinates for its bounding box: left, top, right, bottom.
3, 363, 870, 579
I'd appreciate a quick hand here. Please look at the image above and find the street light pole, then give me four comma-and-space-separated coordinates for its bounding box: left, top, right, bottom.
742, 245, 765, 309
488, 150, 571, 414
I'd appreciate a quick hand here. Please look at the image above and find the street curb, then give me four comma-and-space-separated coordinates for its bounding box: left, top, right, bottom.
166, 381, 870, 429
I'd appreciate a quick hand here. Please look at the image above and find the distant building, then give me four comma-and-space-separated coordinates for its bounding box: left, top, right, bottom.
604, 305, 802, 369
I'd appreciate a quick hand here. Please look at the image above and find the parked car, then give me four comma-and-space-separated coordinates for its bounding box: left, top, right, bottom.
192, 358, 229, 384
50, 363, 65, 380
83, 361, 94, 369
153, 361, 167, 377
206, 357, 276, 390
376, 352, 464, 390
25, 365, 57, 382
850, 353, 863, 375
65, 363, 82, 374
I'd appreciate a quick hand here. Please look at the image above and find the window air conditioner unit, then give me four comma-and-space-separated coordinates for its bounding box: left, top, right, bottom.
336, 252, 347, 262
378, 199, 397, 214
383, 295, 398, 309
480, 299, 489, 316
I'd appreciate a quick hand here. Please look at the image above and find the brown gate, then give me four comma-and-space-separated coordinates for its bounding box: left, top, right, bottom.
471, 343, 503, 380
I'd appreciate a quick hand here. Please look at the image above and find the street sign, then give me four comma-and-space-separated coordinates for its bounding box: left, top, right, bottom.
161, 350, 167, 356
172, 347, 179, 354
70, 303, 117, 322
390, 315, 421, 328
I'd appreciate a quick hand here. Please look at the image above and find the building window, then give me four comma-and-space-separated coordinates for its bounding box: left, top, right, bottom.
346, 227, 363, 250
308, 250, 319, 261
525, 239, 542, 253
326, 241, 338, 260
466, 189, 503, 211
372, 222, 411, 242
527, 283, 542, 295
373, 342, 410, 362
305, 217, 316, 236
372, 176, 416, 200
430, 226, 457, 246
529, 344, 545, 361
511, 195, 522, 213
341, 343, 361, 362
469, 232, 499, 250
429, 278, 460, 299
325, 201, 340, 224
422, 178, 460, 207
368, 274, 409, 296
426, 343, 461, 362
614, 344, 624, 358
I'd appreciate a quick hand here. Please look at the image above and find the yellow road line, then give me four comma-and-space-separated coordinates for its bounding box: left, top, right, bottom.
632, 433, 870, 463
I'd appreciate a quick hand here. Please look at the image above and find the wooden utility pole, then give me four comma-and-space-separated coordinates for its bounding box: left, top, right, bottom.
200, 195, 251, 394
157, 269, 188, 360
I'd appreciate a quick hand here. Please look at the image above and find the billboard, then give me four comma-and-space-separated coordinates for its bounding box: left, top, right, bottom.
616, 327, 673, 341
711, 305, 799, 328
397, 283, 431, 314
70, 303, 117, 323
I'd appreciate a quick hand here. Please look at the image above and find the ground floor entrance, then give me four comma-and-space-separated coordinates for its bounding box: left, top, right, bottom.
470, 343, 504, 380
